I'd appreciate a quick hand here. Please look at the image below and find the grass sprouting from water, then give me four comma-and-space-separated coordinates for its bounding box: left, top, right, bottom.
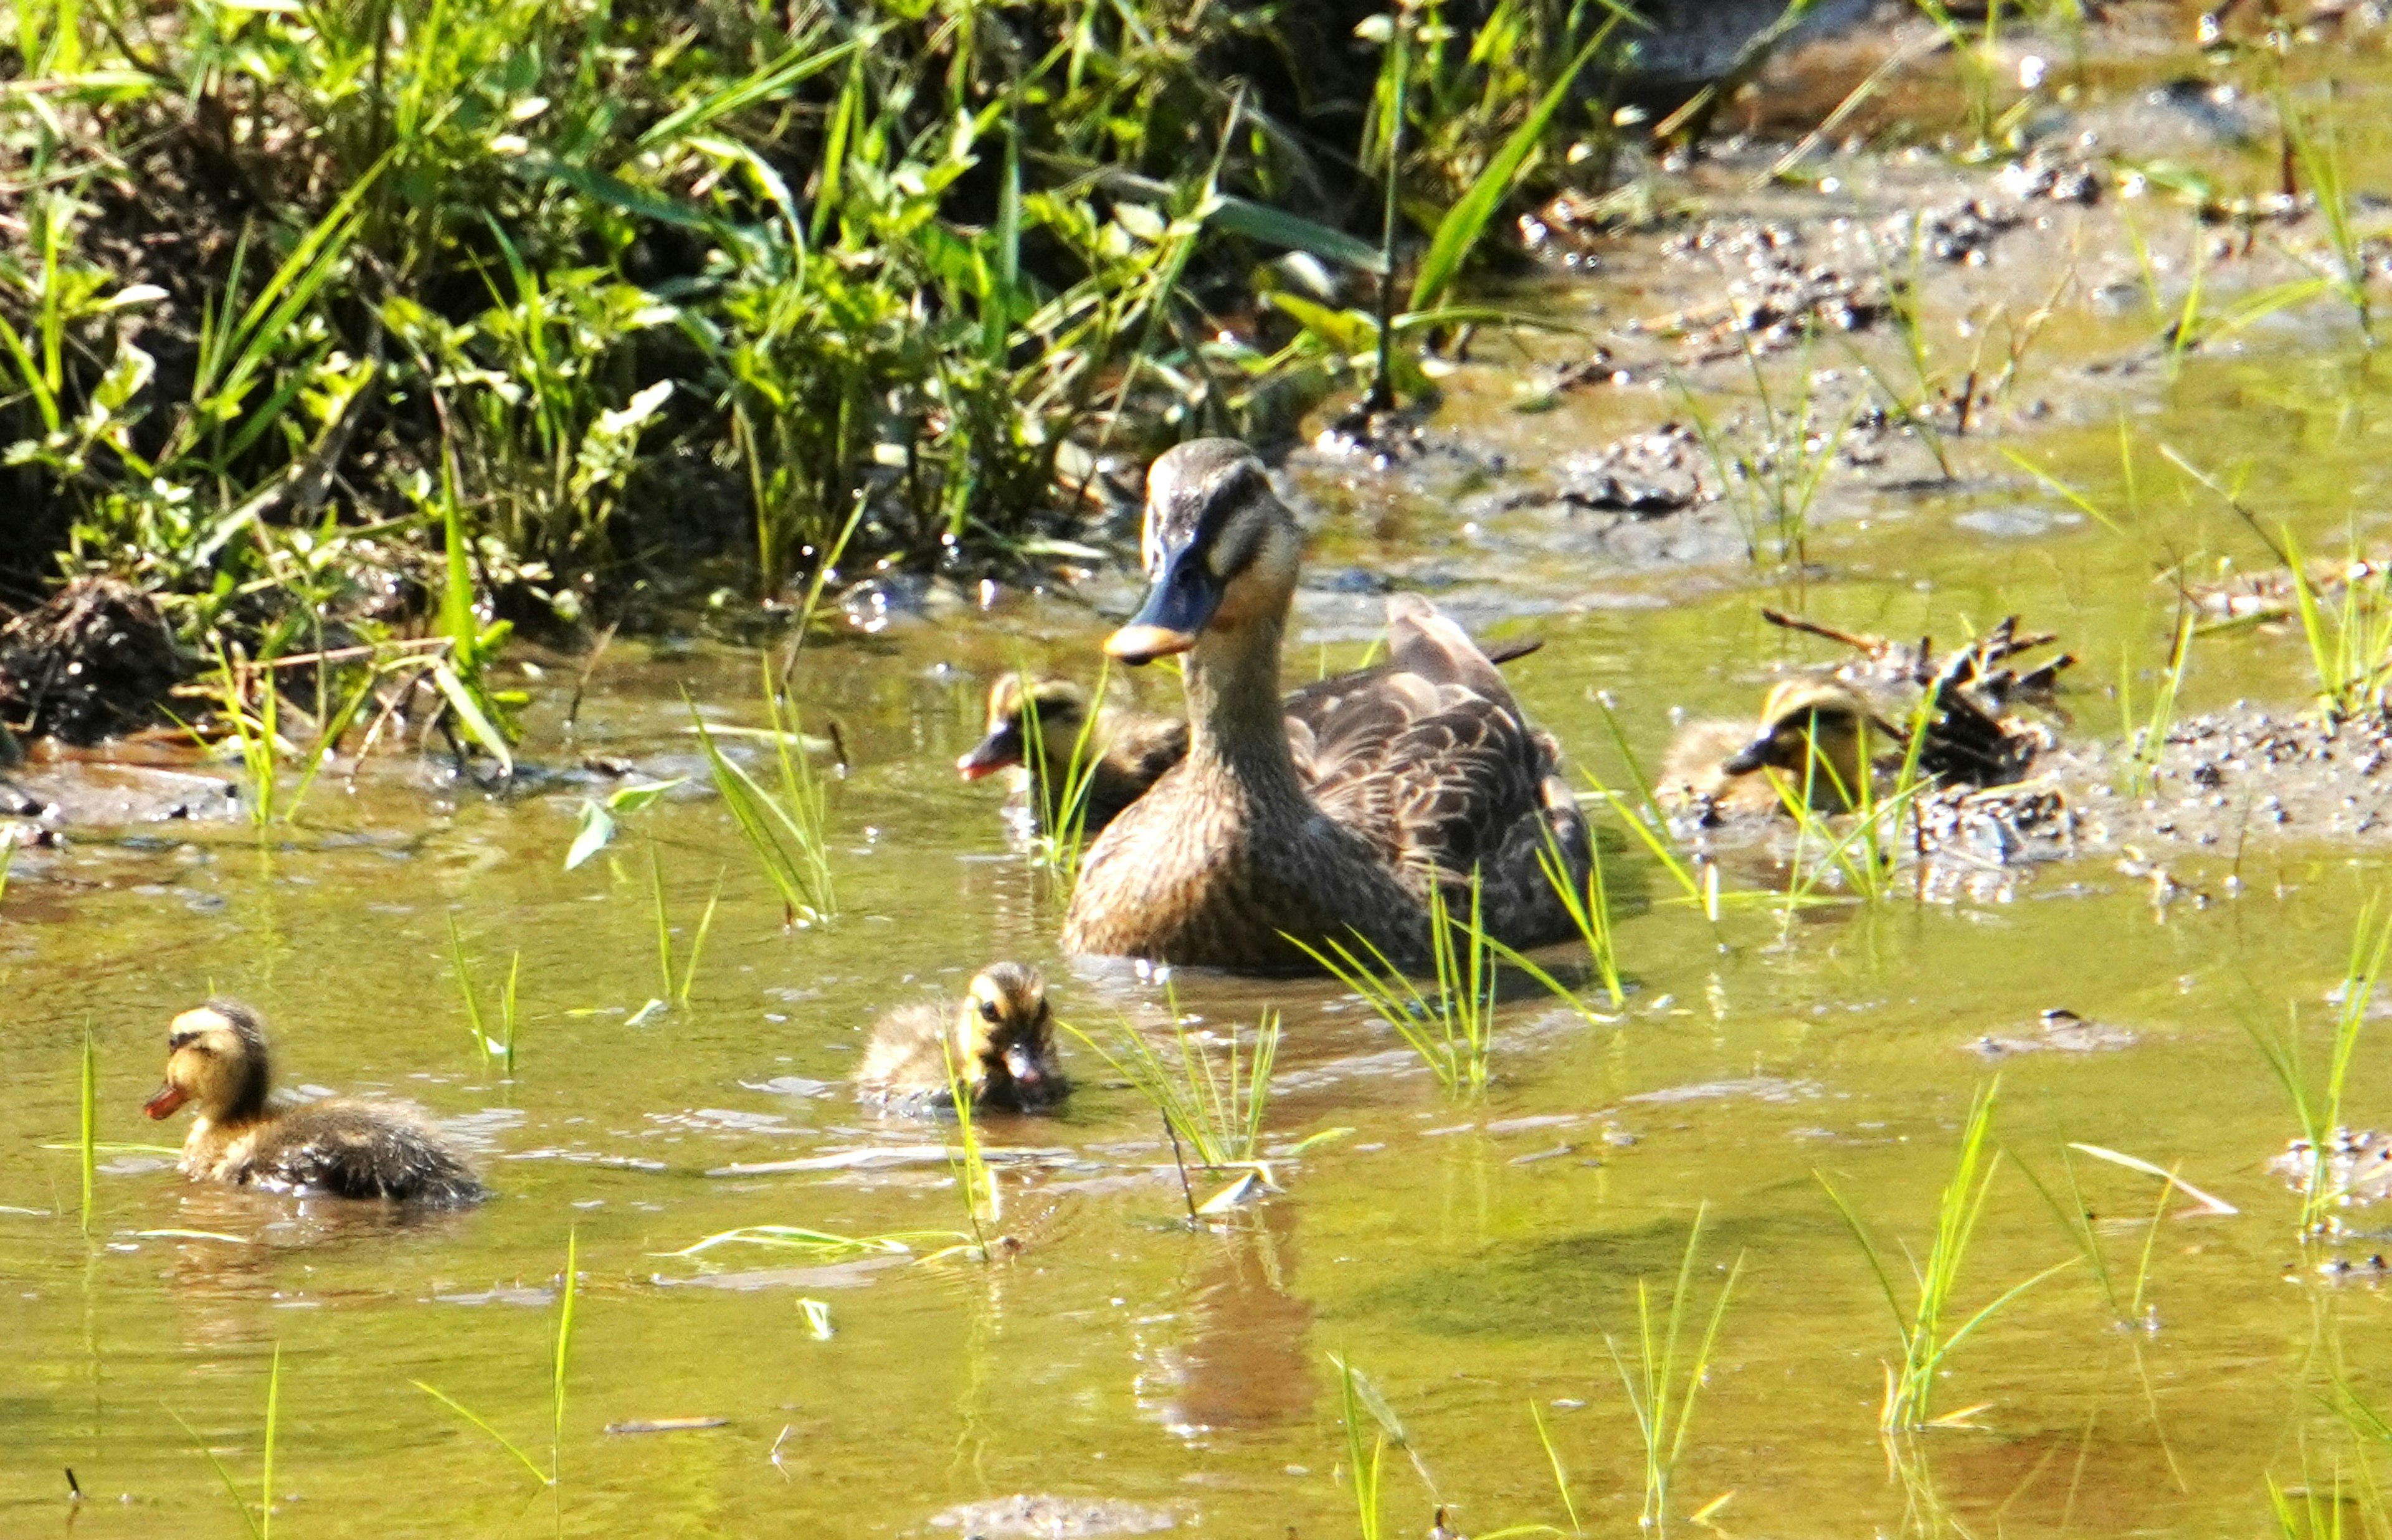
2286, 531, 2392, 725
447, 916, 521, 1074
690, 659, 835, 928
1292, 874, 1499, 1095
1819, 1080, 2071, 1432
1067, 1000, 1279, 1169
2119, 612, 2195, 798
173, 1342, 282, 1540
78, 1023, 96, 1234
1537, 826, 1624, 1009
942, 1036, 999, 1257
2253, 898, 2392, 1238
1607, 1204, 1742, 1535
1017, 658, 1113, 877
647, 849, 723, 1008
414, 1230, 579, 1490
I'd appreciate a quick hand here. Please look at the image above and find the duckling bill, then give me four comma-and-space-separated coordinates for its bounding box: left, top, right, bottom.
857, 963, 1067, 1113
145, 1000, 486, 1206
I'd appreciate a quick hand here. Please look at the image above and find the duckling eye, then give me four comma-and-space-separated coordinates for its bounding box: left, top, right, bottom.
977, 997, 1001, 1023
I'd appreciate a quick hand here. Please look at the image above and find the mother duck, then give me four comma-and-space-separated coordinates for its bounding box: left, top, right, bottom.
1060, 439, 1592, 971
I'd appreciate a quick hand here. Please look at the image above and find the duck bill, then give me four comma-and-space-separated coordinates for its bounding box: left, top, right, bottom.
1720, 733, 1777, 776
1104, 548, 1223, 665
143, 1082, 187, 1120
1002, 1046, 1051, 1097
955, 725, 1022, 782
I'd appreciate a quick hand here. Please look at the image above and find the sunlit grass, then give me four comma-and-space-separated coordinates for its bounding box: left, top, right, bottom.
173, 1342, 282, 1540
942, 1034, 1000, 1258
1820, 1080, 2072, 1432
1068, 999, 1279, 1170
647, 849, 723, 1009
2253, 898, 2392, 1238
414, 1230, 580, 1490
78, 1023, 96, 1234
1293, 875, 1499, 1095
446, 916, 521, 1074
1607, 1204, 1742, 1535
1017, 659, 1111, 877
690, 657, 835, 928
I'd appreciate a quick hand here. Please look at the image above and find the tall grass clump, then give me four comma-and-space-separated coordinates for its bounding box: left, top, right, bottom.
1294, 874, 1500, 1095
415, 1229, 580, 1490
1070, 1002, 1280, 1170
2253, 899, 2392, 1237
690, 659, 835, 928
0, 0, 1636, 673
1608, 1204, 1742, 1535
1818, 1080, 2071, 1431
2286, 532, 2392, 724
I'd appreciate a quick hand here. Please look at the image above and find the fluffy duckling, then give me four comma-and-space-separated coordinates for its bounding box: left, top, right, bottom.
956, 676, 1185, 834
1662, 679, 1899, 815
856, 963, 1067, 1113
143, 1001, 486, 1206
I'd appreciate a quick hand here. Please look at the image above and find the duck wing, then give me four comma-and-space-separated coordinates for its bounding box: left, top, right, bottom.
1299, 595, 1592, 944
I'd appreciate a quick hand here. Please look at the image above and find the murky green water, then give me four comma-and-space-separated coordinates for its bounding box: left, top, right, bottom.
16, 26, 2392, 1539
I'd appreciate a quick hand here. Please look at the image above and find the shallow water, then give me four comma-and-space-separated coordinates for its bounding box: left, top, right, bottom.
16, 20, 2392, 1540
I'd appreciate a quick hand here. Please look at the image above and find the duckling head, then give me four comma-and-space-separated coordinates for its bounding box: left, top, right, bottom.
956, 676, 1089, 781
951, 963, 1064, 1110
1106, 440, 1301, 665
1720, 679, 1876, 808
145, 999, 272, 1125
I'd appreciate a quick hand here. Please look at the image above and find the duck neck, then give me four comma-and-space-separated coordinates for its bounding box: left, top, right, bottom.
1182, 613, 1303, 800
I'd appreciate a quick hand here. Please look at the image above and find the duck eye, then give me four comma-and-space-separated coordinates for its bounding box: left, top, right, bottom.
977, 997, 1001, 1023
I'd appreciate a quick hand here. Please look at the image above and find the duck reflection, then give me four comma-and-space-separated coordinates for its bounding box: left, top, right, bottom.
1137, 1202, 1314, 1438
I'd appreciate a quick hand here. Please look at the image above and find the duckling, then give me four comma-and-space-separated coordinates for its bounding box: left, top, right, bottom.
1661, 678, 1896, 815
958, 638, 1547, 836
856, 963, 1066, 1112
1060, 438, 1591, 970
956, 676, 1187, 834
143, 1000, 486, 1206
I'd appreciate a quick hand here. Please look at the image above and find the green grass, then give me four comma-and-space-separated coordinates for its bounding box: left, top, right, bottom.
173, 1343, 282, 1540
2253, 899, 2392, 1238
2119, 613, 2195, 798
77, 1023, 96, 1234
414, 1230, 580, 1490
942, 1033, 1000, 1257
2286, 531, 2392, 725
1, 0, 1631, 669
1068, 999, 1279, 1171
691, 658, 835, 928
1015, 660, 1112, 877
647, 849, 723, 1008
1607, 1206, 1741, 1536
1819, 1080, 2072, 1432
446, 917, 521, 1074
668, 1226, 969, 1262
1293, 875, 1501, 1095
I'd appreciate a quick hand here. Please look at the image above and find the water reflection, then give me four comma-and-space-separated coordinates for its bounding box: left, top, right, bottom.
1137, 1204, 1316, 1439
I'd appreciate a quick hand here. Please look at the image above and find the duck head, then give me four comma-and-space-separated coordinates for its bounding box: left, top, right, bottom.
145, 1000, 272, 1125
1106, 440, 1301, 666
1721, 679, 1881, 808
951, 963, 1065, 1110
956, 676, 1089, 781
